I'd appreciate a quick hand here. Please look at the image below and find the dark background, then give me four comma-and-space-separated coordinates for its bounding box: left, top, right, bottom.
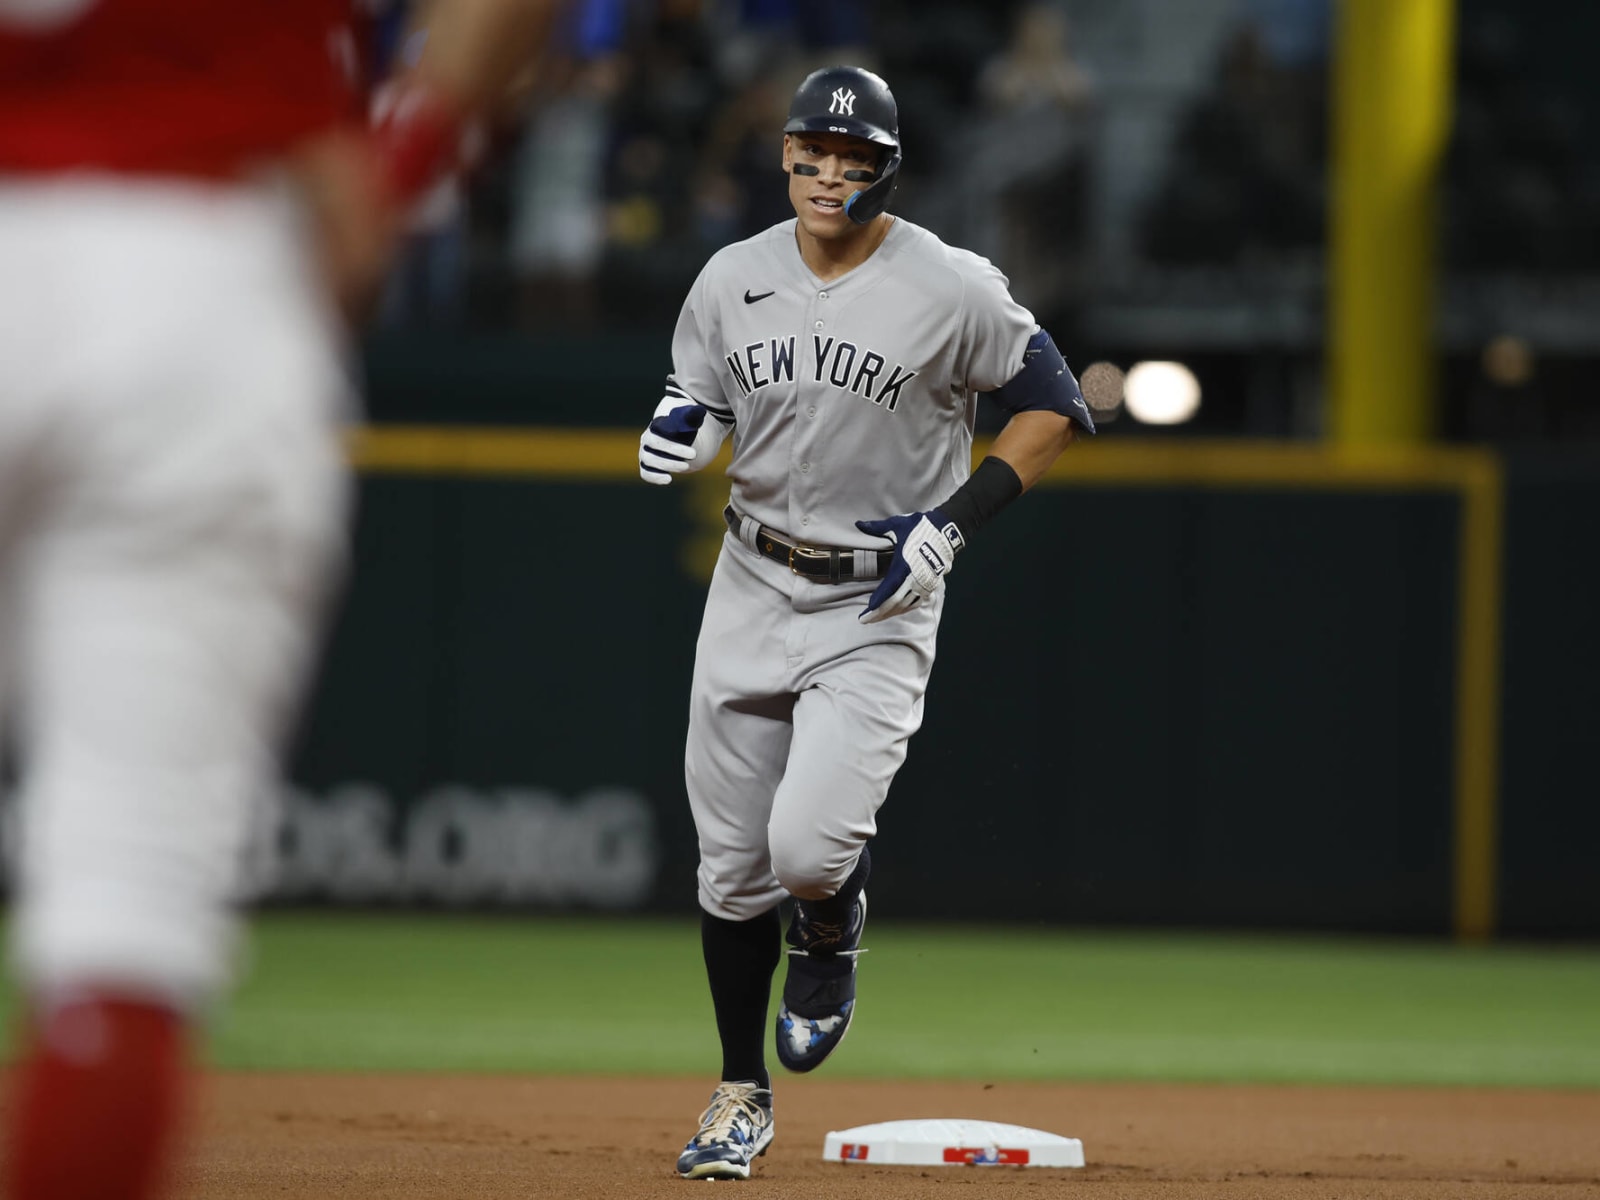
269, 0, 1600, 938
283, 459, 1598, 937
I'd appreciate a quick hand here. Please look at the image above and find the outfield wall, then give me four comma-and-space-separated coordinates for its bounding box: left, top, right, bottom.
265, 417, 1600, 939
3, 335, 1588, 938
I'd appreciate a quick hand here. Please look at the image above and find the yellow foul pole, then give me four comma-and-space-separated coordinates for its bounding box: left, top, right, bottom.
1329, 0, 1455, 443
1331, 3, 1501, 944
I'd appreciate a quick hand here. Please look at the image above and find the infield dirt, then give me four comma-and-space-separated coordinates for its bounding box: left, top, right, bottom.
170, 1074, 1599, 1198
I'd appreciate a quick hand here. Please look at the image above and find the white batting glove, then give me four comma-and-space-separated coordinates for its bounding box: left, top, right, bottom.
854, 509, 965, 623
639, 397, 731, 485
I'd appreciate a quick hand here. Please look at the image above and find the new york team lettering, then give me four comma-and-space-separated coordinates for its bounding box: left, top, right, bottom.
724, 334, 918, 412
812, 335, 917, 411
725, 337, 797, 395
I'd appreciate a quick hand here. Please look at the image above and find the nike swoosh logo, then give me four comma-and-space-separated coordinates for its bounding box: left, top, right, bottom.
744, 289, 775, 304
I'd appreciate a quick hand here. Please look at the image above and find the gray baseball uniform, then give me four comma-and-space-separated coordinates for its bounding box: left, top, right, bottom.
669, 215, 1036, 921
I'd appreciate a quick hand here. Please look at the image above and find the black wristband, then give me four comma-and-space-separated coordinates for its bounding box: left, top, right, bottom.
938, 456, 1023, 539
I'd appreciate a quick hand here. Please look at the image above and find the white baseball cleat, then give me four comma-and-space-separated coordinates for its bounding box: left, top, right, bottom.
675, 1081, 775, 1180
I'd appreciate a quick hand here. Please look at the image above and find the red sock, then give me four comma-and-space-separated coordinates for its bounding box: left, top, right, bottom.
6, 994, 188, 1200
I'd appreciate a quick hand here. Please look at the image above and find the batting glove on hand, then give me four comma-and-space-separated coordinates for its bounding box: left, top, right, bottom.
639, 399, 729, 485
855, 509, 965, 623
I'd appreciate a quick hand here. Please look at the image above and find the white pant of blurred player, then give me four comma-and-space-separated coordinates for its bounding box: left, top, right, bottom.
0, 176, 351, 1196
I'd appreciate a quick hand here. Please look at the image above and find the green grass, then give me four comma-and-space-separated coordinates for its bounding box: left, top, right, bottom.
6, 913, 1599, 1087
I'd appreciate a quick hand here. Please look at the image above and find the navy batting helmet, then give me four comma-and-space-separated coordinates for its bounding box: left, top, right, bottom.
783, 66, 901, 224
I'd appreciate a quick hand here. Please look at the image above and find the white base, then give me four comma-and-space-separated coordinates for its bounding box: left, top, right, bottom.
823, 1118, 1085, 1168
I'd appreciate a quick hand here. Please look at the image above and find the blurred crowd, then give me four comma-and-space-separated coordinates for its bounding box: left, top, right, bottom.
371, 0, 1101, 333
365, 0, 1600, 440
1137, 0, 1600, 274
1138, 0, 1329, 270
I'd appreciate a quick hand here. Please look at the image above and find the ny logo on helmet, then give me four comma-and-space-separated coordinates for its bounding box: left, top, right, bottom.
830, 88, 856, 116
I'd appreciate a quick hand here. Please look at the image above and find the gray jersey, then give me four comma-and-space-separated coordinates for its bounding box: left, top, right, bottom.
669, 217, 1036, 546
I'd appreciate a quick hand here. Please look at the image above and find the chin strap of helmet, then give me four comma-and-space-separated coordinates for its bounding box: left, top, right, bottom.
843, 146, 901, 224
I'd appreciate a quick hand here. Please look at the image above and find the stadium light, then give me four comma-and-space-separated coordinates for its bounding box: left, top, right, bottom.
1123, 361, 1201, 425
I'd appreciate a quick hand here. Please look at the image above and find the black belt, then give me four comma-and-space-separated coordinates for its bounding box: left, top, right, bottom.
724, 505, 893, 583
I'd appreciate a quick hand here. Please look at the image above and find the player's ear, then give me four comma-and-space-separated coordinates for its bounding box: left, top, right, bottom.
781, 133, 793, 173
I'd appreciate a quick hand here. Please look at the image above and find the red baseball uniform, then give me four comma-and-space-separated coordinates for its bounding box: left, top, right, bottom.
0, 7, 364, 1195
0, 0, 356, 176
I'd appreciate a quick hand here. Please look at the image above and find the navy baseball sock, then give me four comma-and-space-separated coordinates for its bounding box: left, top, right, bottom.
701, 907, 783, 1090
799, 846, 871, 931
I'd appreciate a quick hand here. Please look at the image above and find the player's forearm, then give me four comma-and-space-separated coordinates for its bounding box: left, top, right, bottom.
934, 411, 1073, 541
407, 0, 562, 114
987, 409, 1077, 491
338, 0, 558, 306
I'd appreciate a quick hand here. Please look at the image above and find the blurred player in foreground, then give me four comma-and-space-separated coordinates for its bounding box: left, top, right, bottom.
0, 2, 557, 1196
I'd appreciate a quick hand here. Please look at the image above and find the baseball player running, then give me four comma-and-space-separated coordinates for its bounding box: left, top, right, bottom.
0, 4, 556, 1197
639, 65, 1095, 1180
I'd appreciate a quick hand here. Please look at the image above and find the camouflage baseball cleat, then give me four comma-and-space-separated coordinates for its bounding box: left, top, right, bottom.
775, 890, 867, 1073
675, 1081, 775, 1180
